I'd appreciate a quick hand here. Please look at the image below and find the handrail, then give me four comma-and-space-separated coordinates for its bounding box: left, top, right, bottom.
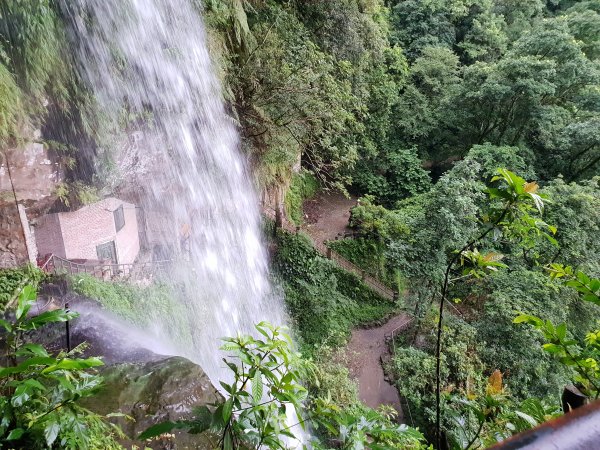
46, 254, 173, 280
263, 206, 398, 301
385, 318, 413, 355
489, 399, 600, 449
39, 253, 55, 271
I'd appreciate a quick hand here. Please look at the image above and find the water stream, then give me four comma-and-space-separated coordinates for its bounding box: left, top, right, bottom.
60, 0, 288, 390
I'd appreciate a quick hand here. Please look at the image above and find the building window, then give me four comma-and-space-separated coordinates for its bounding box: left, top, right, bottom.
96, 241, 117, 263
114, 205, 125, 232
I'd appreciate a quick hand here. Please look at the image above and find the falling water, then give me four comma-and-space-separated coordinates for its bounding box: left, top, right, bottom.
59, 0, 288, 388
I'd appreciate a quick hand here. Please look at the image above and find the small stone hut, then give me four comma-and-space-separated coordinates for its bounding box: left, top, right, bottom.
35, 197, 140, 265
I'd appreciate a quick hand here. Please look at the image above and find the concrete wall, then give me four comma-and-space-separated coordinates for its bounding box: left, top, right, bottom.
34, 198, 140, 265
114, 201, 140, 264
34, 213, 66, 258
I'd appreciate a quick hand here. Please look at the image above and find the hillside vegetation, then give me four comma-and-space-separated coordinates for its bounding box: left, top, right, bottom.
0, 1, 599, 449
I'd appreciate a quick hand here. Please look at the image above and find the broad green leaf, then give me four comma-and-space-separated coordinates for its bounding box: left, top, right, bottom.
222, 398, 233, 423
6, 428, 24, 440
223, 430, 233, 450
0, 356, 57, 377
513, 315, 543, 327
542, 343, 562, 354
252, 371, 263, 404
138, 421, 178, 440
44, 421, 60, 446
41, 357, 103, 374
16, 344, 49, 358
0, 319, 12, 333
515, 411, 538, 428
25, 309, 77, 329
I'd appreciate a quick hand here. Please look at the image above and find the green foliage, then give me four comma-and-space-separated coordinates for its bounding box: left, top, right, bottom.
472, 268, 577, 399
141, 322, 309, 449
514, 265, 600, 400
0, 61, 22, 144
141, 322, 427, 449
328, 238, 392, 286
0, 265, 45, 313
352, 147, 431, 207
284, 170, 319, 225
0, 285, 123, 449
69, 274, 193, 347
274, 231, 397, 353
444, 374, 560, 449
311, 399, 426, 450
541, 178, 600, 274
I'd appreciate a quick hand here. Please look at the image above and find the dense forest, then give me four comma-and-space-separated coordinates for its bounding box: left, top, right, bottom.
0, 0, 599, 449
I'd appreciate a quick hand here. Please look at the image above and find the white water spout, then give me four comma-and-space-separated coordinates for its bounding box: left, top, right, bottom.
60, 0, 288, 390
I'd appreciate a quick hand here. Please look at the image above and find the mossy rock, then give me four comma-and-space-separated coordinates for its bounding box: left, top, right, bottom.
85, 356, 222, 449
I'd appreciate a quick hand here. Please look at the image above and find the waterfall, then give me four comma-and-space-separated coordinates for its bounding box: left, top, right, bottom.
60, 0, 288, 388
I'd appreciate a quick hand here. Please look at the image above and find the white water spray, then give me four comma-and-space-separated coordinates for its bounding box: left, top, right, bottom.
61, 0, 289, 389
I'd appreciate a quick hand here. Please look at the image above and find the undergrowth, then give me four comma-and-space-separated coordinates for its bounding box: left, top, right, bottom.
284, 170, 319, 225
0, 265, 45, 311
273, 230, 398, 356
69, 274, 193, 346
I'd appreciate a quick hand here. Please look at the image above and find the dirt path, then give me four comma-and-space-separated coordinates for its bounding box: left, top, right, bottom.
303, 191, 409, 417
302, 191, 357, 243
346, 314, 412, 421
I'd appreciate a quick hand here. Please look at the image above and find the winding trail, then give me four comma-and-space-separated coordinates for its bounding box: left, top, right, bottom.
346, 314, 412, 422
300, 190, 411, 419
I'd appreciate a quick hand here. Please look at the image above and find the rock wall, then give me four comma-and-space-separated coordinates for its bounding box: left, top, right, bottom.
93, 358, 221, 449
0, 133, 63, 267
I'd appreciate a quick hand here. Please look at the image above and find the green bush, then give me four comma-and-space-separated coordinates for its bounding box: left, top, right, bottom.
69, 274, 193, 347
274, 231, 397, 354
0, 265, 45, 312
284, 170, 319, 225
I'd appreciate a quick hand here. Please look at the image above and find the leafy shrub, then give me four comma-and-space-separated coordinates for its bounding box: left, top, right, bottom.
0, 265, 45, 312
285, 170, 319, 225
0, 285, 123, 449
69, 274, 193, 346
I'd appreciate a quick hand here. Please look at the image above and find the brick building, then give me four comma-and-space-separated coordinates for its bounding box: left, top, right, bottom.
34, 197, 140, 265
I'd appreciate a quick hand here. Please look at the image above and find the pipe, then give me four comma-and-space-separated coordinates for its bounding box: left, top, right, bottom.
489, 400, 600, 449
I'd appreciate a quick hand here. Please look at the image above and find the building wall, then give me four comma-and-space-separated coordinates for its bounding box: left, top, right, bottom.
114, 202, 140, 264
35, 198, 140, 265
34, 213, 66, 258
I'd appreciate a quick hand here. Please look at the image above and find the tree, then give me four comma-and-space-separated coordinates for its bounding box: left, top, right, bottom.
432, 169, 555, 447
515, 265, 600, 401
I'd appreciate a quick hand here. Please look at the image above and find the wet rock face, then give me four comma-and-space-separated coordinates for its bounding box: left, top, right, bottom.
89, 357, 222, 449
0, 204, 23, 267
0, 139, 62, 203
32, 296, 222, 449
0, 134, 63, 268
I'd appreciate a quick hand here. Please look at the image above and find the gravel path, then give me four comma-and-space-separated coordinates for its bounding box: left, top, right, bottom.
302, 190, 409, 420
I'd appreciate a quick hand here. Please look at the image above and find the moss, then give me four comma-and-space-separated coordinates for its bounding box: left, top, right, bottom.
274, 230, 398, 355
284, 170, 319, 225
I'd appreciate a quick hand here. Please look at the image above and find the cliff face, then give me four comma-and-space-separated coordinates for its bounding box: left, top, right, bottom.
0, 131, 63, 267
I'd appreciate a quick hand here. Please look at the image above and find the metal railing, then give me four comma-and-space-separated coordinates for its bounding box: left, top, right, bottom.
44, 255, 172, 281
490, 400, 600, 449
384, 318, 413, 354
263, 207, 398, 301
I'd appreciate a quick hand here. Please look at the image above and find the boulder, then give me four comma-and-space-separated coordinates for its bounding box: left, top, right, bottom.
88, 357, 222, 449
